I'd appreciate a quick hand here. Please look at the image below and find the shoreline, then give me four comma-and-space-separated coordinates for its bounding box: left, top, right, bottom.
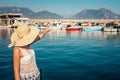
31, 19, 120, 23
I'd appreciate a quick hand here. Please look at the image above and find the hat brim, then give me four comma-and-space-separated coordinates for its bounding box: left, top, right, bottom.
11, 26, 39, 47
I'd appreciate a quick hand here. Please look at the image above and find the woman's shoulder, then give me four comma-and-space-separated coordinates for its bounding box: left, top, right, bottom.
14, 47, 23, 57
14, 47, 20, 53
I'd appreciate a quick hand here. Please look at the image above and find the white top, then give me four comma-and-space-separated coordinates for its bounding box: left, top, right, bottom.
19, 48, 40, 80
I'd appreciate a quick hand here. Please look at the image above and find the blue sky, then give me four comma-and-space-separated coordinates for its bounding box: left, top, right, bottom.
0, 0, 120, 16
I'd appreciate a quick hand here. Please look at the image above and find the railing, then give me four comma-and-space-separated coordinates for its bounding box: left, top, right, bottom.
39, 68, 42, 80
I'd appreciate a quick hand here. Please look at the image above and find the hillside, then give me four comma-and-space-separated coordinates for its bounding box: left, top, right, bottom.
0, 7, 63, 19
73, 8, 120, 19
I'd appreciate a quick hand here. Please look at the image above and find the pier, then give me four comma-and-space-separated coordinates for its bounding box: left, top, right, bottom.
30, 19, 120, 24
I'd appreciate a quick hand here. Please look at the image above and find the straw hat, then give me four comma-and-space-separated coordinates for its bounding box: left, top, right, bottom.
8, 23, 39, 48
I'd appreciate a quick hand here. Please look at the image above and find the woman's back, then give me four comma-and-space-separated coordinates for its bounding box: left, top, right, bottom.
19, 48, 40, 80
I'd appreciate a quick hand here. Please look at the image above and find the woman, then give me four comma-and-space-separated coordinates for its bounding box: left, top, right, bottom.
8, 23, 50, 80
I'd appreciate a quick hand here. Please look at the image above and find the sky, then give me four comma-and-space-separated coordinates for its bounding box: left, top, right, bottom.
0, 0, 120, 17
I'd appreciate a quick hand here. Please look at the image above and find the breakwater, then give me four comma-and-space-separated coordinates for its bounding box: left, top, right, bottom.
30, 19, 120, 23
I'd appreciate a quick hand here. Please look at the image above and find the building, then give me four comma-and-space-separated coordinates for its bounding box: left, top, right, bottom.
0, 13, 30, 27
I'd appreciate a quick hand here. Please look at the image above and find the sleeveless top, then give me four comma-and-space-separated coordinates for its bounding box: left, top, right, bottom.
19, 48, 40, 80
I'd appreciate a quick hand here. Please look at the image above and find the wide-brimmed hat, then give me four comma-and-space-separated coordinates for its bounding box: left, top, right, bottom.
8, 23, 39, 48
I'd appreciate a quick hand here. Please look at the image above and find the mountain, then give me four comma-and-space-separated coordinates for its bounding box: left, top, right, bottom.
73, 8, 120, 19
33, 10, 63, 19
0, 7, 120, 19
0, 7, 63, 19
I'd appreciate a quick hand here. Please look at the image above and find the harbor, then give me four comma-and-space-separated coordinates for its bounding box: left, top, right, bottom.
1, 13, 120, 32
32, 19, 120, 23
0, 14, 120, 80
0, 0, 120, 79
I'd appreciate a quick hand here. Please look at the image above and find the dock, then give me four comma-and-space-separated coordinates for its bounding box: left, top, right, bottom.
30, 19, 120, 24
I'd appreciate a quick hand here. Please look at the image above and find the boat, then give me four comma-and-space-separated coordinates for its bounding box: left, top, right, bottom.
113, 25, 120, 32
82, 26, 103, 31
103, 27, 117, 32
103, 22, 120, 32
66, 27, 80, 31
48, 21, 63, 30
66, 24, 80, 31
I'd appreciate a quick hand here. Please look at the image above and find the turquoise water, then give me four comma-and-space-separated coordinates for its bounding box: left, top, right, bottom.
0, 29, 120, 80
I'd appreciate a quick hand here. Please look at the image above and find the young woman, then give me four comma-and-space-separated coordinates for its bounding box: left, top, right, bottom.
8, 23, 50, 80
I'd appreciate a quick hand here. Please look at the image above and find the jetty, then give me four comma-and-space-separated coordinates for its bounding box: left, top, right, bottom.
30, 19, 120, 24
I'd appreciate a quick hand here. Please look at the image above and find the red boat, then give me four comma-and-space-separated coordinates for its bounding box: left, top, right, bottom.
66, 27, 80, 31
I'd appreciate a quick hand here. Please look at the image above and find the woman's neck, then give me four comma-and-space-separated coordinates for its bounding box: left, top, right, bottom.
19, 45, 30, 49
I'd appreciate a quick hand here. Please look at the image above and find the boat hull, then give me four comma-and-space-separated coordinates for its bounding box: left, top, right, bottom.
66, 27, 80, 31
103, 27, 117, 32
83, 26, 102, 31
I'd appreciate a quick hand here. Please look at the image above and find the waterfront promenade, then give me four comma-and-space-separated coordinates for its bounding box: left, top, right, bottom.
30, 19, 120, 24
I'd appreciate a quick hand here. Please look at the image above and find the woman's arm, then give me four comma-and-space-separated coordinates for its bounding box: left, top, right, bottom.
32, 27, 51, 44
38, 27, 51, 39
13, 47, 21, 80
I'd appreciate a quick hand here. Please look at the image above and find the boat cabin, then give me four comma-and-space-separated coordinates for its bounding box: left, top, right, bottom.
48, 22, 62, 30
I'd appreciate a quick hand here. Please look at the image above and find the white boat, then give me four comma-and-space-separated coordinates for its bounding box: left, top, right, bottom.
36, 25, 46, 30
103, 27, 117, 32
48, 22, 62, 30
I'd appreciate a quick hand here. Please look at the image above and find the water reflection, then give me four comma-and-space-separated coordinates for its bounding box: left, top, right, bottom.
0, 28, 14, 38
103, 32, 118, 39
48, 30, 83, 38
0, 28, 13, 47
80, 31, 104, 39
1, 29, 120, 46
103, 32, 120, 45
47, 30, 120, 40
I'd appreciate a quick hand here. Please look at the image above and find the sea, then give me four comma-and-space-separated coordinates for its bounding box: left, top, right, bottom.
0, 28, 120, 80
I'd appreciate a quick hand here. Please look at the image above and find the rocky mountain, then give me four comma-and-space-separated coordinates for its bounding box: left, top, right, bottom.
0, 7, 120, 19
73, 8, 120, 19
34, 10, 63, 19
0, 7, 63, 19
